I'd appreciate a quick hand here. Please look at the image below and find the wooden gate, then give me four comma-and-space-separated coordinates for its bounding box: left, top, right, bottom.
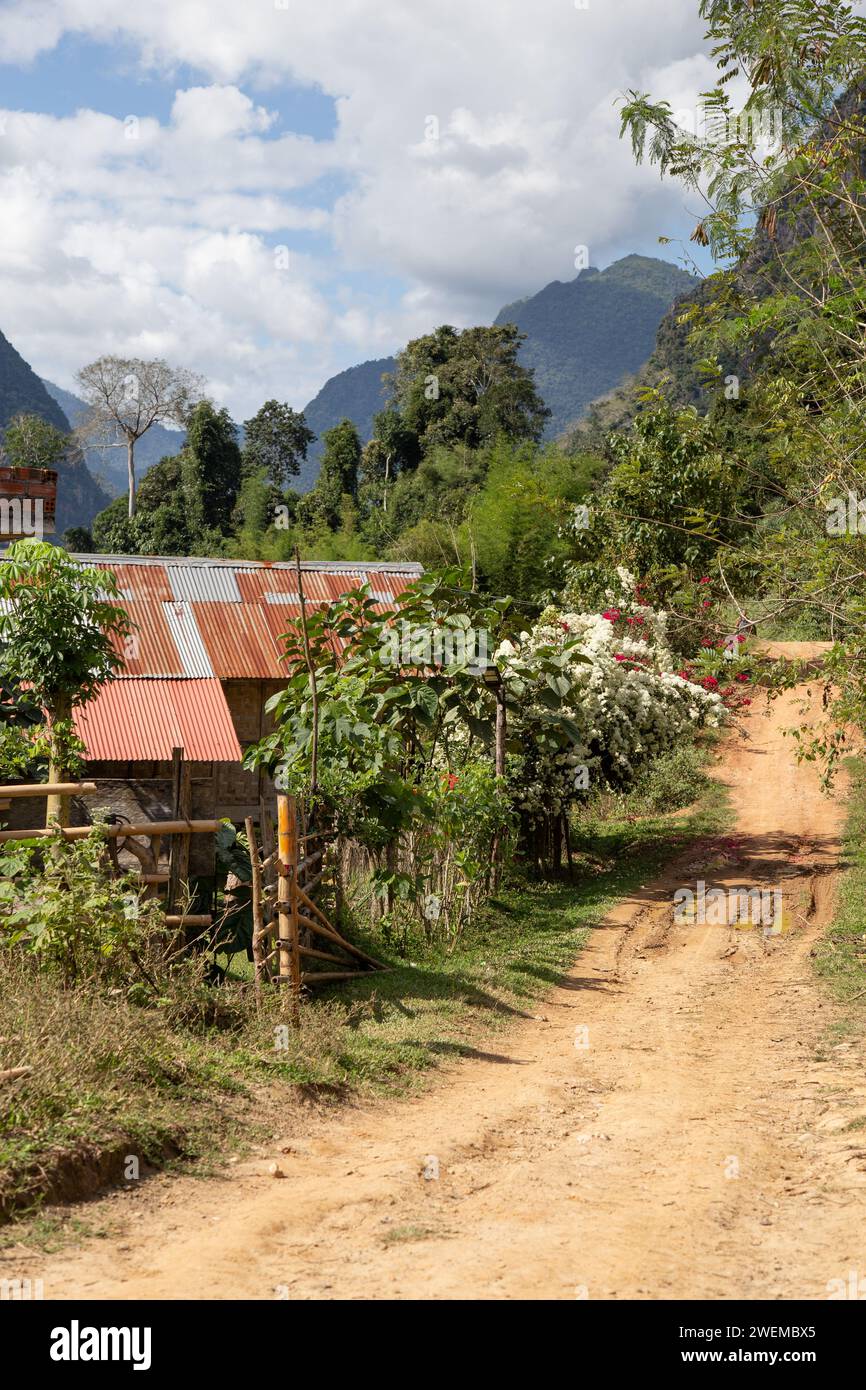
246, 794, 384, 1025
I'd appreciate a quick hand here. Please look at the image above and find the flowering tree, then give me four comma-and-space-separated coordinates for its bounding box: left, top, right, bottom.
497, 569, 728, 856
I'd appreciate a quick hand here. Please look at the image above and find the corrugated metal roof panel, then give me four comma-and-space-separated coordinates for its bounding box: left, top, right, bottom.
163, 601, 215, 676
167, 565, 243, 603
92, 562, 173, 602
0, 555, 419, 681
78, 554, 422, 575
193, 602, 286, 678
258, 602, 301, 653
111, 600, 184, 676
73, 678, 242, 762
235, 567, 411, 606
235, 569, 301, 603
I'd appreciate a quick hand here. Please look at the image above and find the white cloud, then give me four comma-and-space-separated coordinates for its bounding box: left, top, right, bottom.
0, 0, 715, 415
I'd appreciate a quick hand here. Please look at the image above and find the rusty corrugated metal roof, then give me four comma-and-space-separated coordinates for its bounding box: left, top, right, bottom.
0, 553, 421, 760
108, 600, 185, 676
65, 555, 420, 680
193, 602, 288, 678
73, 678, 243, 762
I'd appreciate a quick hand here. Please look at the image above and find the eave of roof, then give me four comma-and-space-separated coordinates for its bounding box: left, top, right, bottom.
73, 677, 243, 763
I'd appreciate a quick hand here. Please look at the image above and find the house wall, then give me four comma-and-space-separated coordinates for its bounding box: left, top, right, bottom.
218, 679, 282, 823
0, 680, 285, 871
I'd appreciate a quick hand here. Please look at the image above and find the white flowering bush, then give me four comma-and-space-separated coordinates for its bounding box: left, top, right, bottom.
497, 570, 726, 821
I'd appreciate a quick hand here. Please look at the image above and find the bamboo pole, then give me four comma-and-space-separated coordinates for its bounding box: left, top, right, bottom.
296, 847, 324, 875
0, 819, 219, 843
246, 816, 267, 1001
299, 944, 352, 966
291, 909, 385, 970
294, 881, 332, 927
293, 550, 319, 795
277, 794, 301, 1027
0, 782, 97, 798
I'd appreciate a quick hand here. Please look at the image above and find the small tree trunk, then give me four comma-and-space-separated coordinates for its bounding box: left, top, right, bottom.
45, 691, 72, 827
127, 435, 137, 519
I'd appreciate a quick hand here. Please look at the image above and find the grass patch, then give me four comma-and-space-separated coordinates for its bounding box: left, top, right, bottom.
381, 1223, 448, 1246
0, 764, 728, 1223
813, 757, 866, 1012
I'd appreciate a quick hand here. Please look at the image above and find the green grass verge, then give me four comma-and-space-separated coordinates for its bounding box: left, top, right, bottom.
813, 757, 866, 1017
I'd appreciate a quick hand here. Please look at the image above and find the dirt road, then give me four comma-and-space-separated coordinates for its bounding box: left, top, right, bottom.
16, 670, 866, 1299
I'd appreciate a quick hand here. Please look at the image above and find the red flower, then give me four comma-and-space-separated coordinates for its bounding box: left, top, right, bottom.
741, 698, 752, 706
702, 599, 712, 608
735, 672, 749, 683
601, 608, 621, 621
699, 576, 710, 584
737, 633, 746, 643
614, 653, 626, 661
702, 676, 719, 689
560, 621, 570, 631
443, 773, 458, 790
700, 637, 715, 648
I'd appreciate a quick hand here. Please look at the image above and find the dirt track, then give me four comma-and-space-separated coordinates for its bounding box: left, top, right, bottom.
15, 665, 866, 1299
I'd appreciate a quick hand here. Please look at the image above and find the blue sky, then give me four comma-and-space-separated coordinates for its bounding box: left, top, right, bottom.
0, 1, 717, 415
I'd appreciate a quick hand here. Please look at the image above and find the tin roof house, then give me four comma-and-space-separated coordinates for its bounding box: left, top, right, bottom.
1, 552, 421, 868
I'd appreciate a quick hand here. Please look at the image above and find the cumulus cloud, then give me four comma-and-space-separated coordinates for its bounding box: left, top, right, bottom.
0, 0, 716, 415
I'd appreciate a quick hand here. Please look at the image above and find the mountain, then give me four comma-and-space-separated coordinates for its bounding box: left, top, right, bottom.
0, 332, 69, 436
0, 329, 110, 535
296, 256, 696, 483
41, 379, 186, 499
494, 255, 698, 439
300, 356, 395, 491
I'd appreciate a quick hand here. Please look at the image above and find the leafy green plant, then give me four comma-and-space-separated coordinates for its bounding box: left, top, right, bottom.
0, 826, 164, 987
0, 540, 131, 821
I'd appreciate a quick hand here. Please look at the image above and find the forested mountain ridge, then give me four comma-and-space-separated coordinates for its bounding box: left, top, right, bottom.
301, 356, 396, 488
299, 255, 694, 478
495, 254, 697, 438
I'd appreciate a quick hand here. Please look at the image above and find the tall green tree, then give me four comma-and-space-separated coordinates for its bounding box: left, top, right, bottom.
242, 400, 314, 487
76, 356, 204, 519
302, 419, 362, 531
0, 540, 130, 823
182, 402, 243, 535
387, 324, 550, 458
614, 0, 866, 769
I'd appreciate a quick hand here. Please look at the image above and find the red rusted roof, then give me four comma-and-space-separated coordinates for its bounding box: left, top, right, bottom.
73, 678, 243, 762
192, 602, 287, 679
0, 554, 421, 762
107, 600, 185, 676
78, 556, 421, 679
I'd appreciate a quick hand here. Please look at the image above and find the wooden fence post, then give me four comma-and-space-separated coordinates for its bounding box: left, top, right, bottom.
277, 794, 301, 1027
245, 816, 266, 1003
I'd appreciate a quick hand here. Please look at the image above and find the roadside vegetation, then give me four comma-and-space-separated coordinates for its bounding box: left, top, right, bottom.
815, 759, 866, 1016
0, 740, 724, 1221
